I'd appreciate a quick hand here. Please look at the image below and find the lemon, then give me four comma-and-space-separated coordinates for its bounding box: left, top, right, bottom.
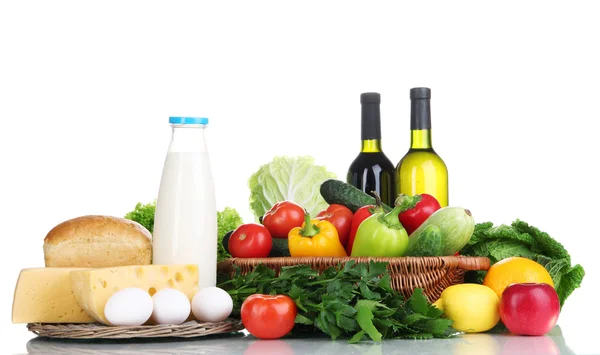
433, 284, 500, 333
483, 256, 554, 299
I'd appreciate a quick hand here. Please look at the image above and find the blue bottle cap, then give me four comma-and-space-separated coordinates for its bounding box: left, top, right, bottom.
169, 117, 209, 125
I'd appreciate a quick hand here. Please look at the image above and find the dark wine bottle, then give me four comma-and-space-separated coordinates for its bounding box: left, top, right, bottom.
347, 92, 396, 206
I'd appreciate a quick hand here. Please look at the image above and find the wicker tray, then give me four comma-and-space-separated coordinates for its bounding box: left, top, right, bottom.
218, 256, 490, 302
27, 319, 244, 340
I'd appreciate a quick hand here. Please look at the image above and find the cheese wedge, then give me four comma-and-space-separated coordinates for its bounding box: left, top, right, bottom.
12, 268, 95, 324
70, 264, 199, 325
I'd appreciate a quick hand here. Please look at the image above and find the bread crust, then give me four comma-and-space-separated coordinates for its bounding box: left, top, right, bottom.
43, 215, 152, 268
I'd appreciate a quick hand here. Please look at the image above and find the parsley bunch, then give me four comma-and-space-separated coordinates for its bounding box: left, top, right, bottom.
219, 261, 457, 343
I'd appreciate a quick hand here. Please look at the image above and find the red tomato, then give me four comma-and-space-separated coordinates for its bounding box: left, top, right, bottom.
241, 294, 297, 339
316, 204, 354, 247
228, 223, 272, 258
262, 201, 305, 238
346, 205, 376, 255
398, 194, 441, 235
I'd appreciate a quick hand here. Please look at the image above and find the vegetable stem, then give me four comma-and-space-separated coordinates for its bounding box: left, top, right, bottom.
382, 205, 403, 228
370, 191, 387, 214
300, 210, 319, 238
395, 194, 422, 212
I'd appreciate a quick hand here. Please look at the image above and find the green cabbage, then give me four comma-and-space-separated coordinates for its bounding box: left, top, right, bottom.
460, 220, 585, 308
248, 156, 336, 220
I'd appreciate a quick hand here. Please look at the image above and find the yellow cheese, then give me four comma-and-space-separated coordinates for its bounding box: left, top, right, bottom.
70, 264, 199, 325
12, 268, 95, 324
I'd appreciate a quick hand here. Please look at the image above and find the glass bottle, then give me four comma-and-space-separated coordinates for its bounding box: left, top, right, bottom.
395, 88, 449, 207
153, 117, 217, 289
347, 92, 396, 205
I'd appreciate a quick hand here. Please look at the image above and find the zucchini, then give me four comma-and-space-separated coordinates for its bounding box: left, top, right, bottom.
221, 230, 290, 257
319, 179, 392, 213
406, 207, 475, 256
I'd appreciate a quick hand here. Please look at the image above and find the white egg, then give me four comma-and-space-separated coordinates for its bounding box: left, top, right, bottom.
151, 288, 191, 325
104, 288, 153, 326
191, 287, 233, 322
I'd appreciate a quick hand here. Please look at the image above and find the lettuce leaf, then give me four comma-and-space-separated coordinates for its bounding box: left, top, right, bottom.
460, 220, 585, 307
248, 156, 336, 220
216, 207, 244, 262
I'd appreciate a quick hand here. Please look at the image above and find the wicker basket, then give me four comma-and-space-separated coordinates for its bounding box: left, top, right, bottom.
27, 319, 244, 340
217, 256, 490, 302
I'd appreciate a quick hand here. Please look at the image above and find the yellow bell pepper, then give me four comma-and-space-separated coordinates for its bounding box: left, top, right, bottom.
288, 211, 347, 257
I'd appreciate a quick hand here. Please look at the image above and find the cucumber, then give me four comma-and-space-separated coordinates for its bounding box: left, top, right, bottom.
319, 179, 392, 213
221, 230, 290, 257
269, 238, 291, 257
222, 230, 233, 253
409, 225, 444, 256
406, 207, 475, 256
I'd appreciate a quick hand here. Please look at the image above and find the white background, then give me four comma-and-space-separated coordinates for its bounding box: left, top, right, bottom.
1, 1, 598, 354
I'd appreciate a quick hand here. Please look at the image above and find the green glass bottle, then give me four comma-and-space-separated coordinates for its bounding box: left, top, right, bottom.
347, 92, 396, 206
395, 87, 448, 207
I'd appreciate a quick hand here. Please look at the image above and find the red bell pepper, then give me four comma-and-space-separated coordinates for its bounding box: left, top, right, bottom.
396, 194, 442, 235
346, 204, 376, 255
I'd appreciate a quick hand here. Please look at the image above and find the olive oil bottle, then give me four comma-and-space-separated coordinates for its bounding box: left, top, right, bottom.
395, 88, 448, 206
347, 92, 396, 206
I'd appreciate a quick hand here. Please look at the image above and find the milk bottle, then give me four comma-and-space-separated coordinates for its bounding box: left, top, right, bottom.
153, 117, 217, 289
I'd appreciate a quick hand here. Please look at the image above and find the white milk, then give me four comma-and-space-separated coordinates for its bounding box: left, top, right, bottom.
153, 120, 217, 289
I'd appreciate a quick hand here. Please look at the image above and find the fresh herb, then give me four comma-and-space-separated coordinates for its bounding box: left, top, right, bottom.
218, 261, 457, 342
460, 220, 585, 307
125, 201, 243, 262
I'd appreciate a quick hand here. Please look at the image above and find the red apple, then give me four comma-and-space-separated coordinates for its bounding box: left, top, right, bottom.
499, 283, 560, 336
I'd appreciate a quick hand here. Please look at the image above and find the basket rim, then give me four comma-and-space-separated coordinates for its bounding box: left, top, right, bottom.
217, 255, 490, 272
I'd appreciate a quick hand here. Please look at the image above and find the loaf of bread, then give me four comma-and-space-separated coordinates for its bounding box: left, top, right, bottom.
43, 215, 152, 268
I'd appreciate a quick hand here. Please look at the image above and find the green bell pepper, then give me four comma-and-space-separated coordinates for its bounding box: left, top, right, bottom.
350, 192, 409, 257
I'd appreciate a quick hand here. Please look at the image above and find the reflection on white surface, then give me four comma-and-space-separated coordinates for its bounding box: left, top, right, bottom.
24, 326, 576, 355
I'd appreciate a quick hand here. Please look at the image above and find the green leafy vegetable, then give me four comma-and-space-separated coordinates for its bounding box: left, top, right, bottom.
216, 207, 244, 262
248, 156, 336, 221
124, 200, 156, 233
219, 261, 456, 342
124, 201, 243, 262
460, 219, 585, 307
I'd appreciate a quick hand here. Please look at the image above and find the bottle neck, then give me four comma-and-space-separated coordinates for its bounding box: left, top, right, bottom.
361, 139, 382, 153
410, 129, 432, 149
169, 124, 207, 152
361, 102, 382, 141
410, 96, 432, 149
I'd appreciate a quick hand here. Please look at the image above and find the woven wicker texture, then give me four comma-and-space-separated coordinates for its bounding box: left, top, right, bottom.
218, 256, 490, 302
27, 319, 244, 339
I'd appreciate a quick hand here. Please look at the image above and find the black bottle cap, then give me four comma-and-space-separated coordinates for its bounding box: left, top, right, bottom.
410, 87, 431, 100
410, 88, 431, 130
360, 92, 381, 140
361, 92, 381, 104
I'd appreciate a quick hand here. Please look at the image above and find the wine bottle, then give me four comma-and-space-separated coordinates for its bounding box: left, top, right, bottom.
347, 92, 396, 206
395, 87, 448, 207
